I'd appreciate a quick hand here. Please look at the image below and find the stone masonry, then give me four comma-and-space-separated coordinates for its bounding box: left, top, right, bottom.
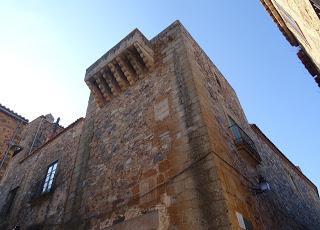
260, 0, 320, 87
0, 21, 319, 230
0, 104, 28, 180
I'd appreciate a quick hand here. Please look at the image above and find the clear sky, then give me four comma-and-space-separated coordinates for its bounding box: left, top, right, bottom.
0, 1, 319, 188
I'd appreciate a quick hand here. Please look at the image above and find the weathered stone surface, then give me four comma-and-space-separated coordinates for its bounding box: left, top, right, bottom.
0, 117, 83, 229
260, 0, 320, 87
0, 104, 28, 180
0, 20, 319, 230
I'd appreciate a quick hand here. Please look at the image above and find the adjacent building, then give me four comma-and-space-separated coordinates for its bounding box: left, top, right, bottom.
260, 0, 320, 87
0, 104, 28, 180
0, 21, 319, 230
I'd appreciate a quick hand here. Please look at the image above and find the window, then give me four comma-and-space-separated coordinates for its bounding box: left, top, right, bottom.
228, 116, 261, 164
228, 116, 256, 151
12, 144, 23, 157
229, 117, 242, 142
42, 161, 58, 194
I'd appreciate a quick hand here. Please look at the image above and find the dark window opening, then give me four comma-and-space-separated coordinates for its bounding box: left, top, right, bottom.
42, 161, 58, 194
0, 187, 19, 217
243, 217, 253, 230
30, 161, 58, 201
12, 145, 23, 157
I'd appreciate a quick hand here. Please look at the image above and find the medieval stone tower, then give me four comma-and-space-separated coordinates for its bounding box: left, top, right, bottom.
0, 21, 319, 230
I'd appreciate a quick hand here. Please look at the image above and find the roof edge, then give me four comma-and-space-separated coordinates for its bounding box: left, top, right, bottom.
251, 124, 319, 195
260, 0, 299, 47
85, 28, 150, 77
19, 117, 84, 164
0, 103, 28, 123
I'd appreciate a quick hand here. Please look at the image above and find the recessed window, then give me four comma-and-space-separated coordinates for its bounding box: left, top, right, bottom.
1, 187, 19, 216
12, 145, 23, 157
42, 161, 58, 194
228, 117, 242, 142
228, 116, 261, 164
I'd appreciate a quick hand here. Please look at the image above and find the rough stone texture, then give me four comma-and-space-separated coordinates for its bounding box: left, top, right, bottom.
0, 117, 83, 229
261, 0, 320, 86
179, 23, 320, 229
0, 21, 319, 230
0, 105, 28, 180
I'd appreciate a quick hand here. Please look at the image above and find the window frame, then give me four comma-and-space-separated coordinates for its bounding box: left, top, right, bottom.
41, 160, 58, 194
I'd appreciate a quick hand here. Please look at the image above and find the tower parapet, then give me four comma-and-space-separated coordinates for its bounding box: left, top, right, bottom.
85, 29, 154, 107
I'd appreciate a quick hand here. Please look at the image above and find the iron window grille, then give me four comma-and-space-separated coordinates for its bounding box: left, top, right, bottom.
228, 118, 261, 162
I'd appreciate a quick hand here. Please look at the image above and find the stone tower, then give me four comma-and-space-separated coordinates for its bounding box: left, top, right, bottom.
70, 20, 320, 229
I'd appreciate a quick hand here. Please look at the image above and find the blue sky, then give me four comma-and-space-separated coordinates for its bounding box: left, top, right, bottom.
0, 1, 319, 188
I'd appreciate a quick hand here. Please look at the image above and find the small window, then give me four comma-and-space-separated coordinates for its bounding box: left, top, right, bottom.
42, 161, 58, 194
228, 116, 261, 164
12, 145, 23, 157
228, 117, 242, 141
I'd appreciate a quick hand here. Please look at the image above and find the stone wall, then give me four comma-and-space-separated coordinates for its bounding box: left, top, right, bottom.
0, 117, 84, 229
0, 109, 27, 180
252, 125, 320, 229
64, 21, 225, 229
180, 21, 320, 229
273, 0, 320, 69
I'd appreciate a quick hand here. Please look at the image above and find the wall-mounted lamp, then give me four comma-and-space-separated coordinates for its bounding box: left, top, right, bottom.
258, 176, 271, 192
251, 176, 271, 195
